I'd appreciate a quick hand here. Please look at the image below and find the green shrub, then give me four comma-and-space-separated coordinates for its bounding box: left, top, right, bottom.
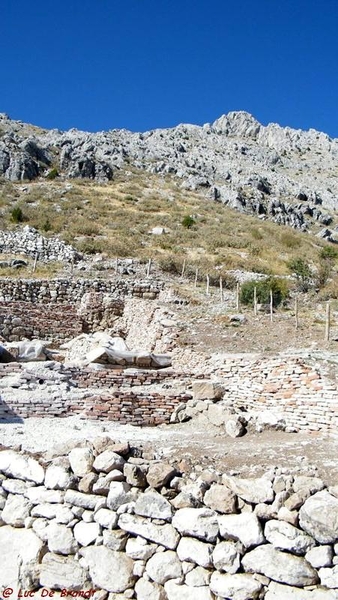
319, 246, 338, 261
287, 258, 312, 292
240, 277, 289, 307
46, 167, 59, 180
182, 215, 195, 229
11, 206, 24, 223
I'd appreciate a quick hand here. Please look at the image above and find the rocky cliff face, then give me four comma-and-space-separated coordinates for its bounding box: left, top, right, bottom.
1, 111, 338, 232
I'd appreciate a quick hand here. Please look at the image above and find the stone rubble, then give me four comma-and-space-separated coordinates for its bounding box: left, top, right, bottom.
1, 440, 338, 598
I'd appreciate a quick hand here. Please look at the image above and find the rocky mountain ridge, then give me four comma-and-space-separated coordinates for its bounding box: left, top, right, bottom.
1, 111, 338, 233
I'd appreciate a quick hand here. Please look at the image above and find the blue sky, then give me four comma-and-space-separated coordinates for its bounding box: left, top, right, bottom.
1, 0, 338, 136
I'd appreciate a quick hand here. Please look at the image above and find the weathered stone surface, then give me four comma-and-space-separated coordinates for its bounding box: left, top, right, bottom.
135, 577, 167, 600
177, 536, 213, 568
93, 450, 125, 473
293, 476, 325, 495
81, 546, 134, 592
185, 566, 211, 587
107, 481, 134, 510
73, 521, 100, 546
265, 519, 316, 554
305, 544, 333, 568
32, 517, 49, 541
242, 544, 318, 586
26, 486, 65, 504
47, 521, 77, 555
125, 536, 157, 560
44, 464, 73, 490
210, 572, 262, 600
299, 491, 338, 543
146, 462, 177, 488
102, 528, 128, 551
265, 581, 338, 599
172, 508, 219, 542
39, 552, 88, 590
203, 484, 237, 514
64, 489, 103, 510
69, 447, 95, 477
146, 550, 182, 584
319, 565, 338, 588
0, 450, 44, 484
2, 493, 32, 526
212, 540, 241, 573
2, 478, 32, 495
165, 580, 213, 600
192, 380, 223, 401
118, 513, 180, 549
79, 472, 98, 493
94, 507, 118, 529
124, 463, 147, 487
0, 525, 44, 592
225, 417, 246, 438
222, 474, 274, 503
218, 512, 265, 548
134, 489, 173, 520
31, 503, 73, 523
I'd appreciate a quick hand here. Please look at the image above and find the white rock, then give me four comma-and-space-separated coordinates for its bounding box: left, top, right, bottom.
265, 581, 338, 599
305, 545, 333, 568
185, 566, 211, 587
80, 546, 134, 592
299, 491, 338, 544
222, 473, 274, 503
64, 489, 103, 510
93, 450, 125, 473
2, 494, 32, 527
218, 512, 265, 548
0, 525, 44, 593
264, 519, 316, 554
165, 579, 213, 600
94, 507, 118, 529
44, 464, 73, 490
69, 447, 95, 477
210, 572, 262, 600
135, 577, 167, 600
242, 543, 318, 586
32, 517, 50, 541
172, 508, 219, 542
31, 503, 73, 523
0, 450, 44, 484
146, 550, 182, 584
73, 521, 100, 547
107, 481, 134, 511
212, 540, 241, 573
203, 484, 237, 514
2, 478, 33, 495
40, 552, 88, 590
25, 486, 65, 504
47, 521, 78, 555
118, 513, 179, 549
319, 565, 338, 588
176, 536, 213, 568
102, 529, 128, 551
134, 489, 173, 520
125, 536, 157, 560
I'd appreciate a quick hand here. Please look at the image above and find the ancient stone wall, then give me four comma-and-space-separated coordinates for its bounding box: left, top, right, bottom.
0, 226, 81, 262
1, 443, 338, 598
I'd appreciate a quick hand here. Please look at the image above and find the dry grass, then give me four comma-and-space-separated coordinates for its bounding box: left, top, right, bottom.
0, 170, 336, 278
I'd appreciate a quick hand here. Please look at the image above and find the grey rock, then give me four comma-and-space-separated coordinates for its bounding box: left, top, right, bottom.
265, 581, 338, 599
185, 566, 211, 587
134, 577, 167, 600
80, 546, 134, 592
210, 572, 262, 600
46, 521, 77, 555
68, 447, 95, 477
40, 552, 88, 590
0, 450, 44, 484
212, 540, 241, 573
93, 449, 126, 474
299, 490, 338, 543
319, 565, 338, 588
203, 484, 237, 513
145, 550, 182, 584
102, 529, 128, 551
172, 508, 219, 543
305, 544, 333, 568
134, 489, 173, 520
242, 543, 318, 586
218, 512, 265, 548
2, 494, 33, 527
264, 519, 316, 554
177, 536, 213, 568
64, 489, 103, 510
0, 525, 44, 593
125, 536, 157, 560
164, 580, 213, 600
222, 473, 274, 503
118, 513, 180, 549
146, 462, 177, 488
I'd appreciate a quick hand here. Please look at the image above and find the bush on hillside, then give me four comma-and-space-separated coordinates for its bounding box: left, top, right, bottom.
240, 277, 289, 307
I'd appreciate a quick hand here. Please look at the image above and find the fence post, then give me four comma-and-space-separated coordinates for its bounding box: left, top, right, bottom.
325, 301, 331, 341
146, 258, 152, 277
181, 259, 186, 278
220, 277, 223, 302
254, 286, 257, 316
115, 257, 118, 275
295, 297, 299, 330
206, 275, 210, 296
33, 252, 38, 273
236, 283, 240, 311
270, 289, 273, 322
194, 268, 199, 288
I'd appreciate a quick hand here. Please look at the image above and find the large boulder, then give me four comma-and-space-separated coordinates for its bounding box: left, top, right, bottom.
299, 491, 338, 544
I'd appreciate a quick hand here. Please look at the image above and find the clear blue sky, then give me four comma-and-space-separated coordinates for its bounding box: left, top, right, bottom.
1, 0, 338, 137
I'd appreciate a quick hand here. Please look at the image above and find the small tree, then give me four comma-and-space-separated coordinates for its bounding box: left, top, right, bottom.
287, 258, 312, 292
182, 215, 195, 229
11, 206, 24, 223
316, 246, 338, 288
240, 277, 289, 307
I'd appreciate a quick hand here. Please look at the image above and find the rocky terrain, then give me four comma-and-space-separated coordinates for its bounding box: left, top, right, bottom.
1, 111, 338, 236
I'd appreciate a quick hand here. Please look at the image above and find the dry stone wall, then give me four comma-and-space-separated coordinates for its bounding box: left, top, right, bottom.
0, 226, 82, 262
1, 442, 338, 599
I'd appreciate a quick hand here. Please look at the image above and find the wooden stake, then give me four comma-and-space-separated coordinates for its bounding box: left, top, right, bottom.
325, 301, 331, 341
206, 275, 210, 296
146, 258, 152, 277
220, 276, 223, 301
295, 297, 299, 330
254, 286, 257, 316
236, 283, 240, 311
194, 268, 198, 288
270, 289, 273, 322
181, 259, 186, 278
115, 258, 118, 274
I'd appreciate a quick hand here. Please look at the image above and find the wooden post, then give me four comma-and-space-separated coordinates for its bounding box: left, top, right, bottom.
146, 258, 152, 277
194, 268, 198, 288
115, 258, 118, 275
70, 259, 74, 277
236, 283, 240, 311
206, 275, 210, 296
33, 252, 38, 273
220, 276, 223, 302
295, 297, 299, 330
181, 259, 186, 278
270, 289, 273, 322
254, 286, 257, 316
325, 301, 331, 341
